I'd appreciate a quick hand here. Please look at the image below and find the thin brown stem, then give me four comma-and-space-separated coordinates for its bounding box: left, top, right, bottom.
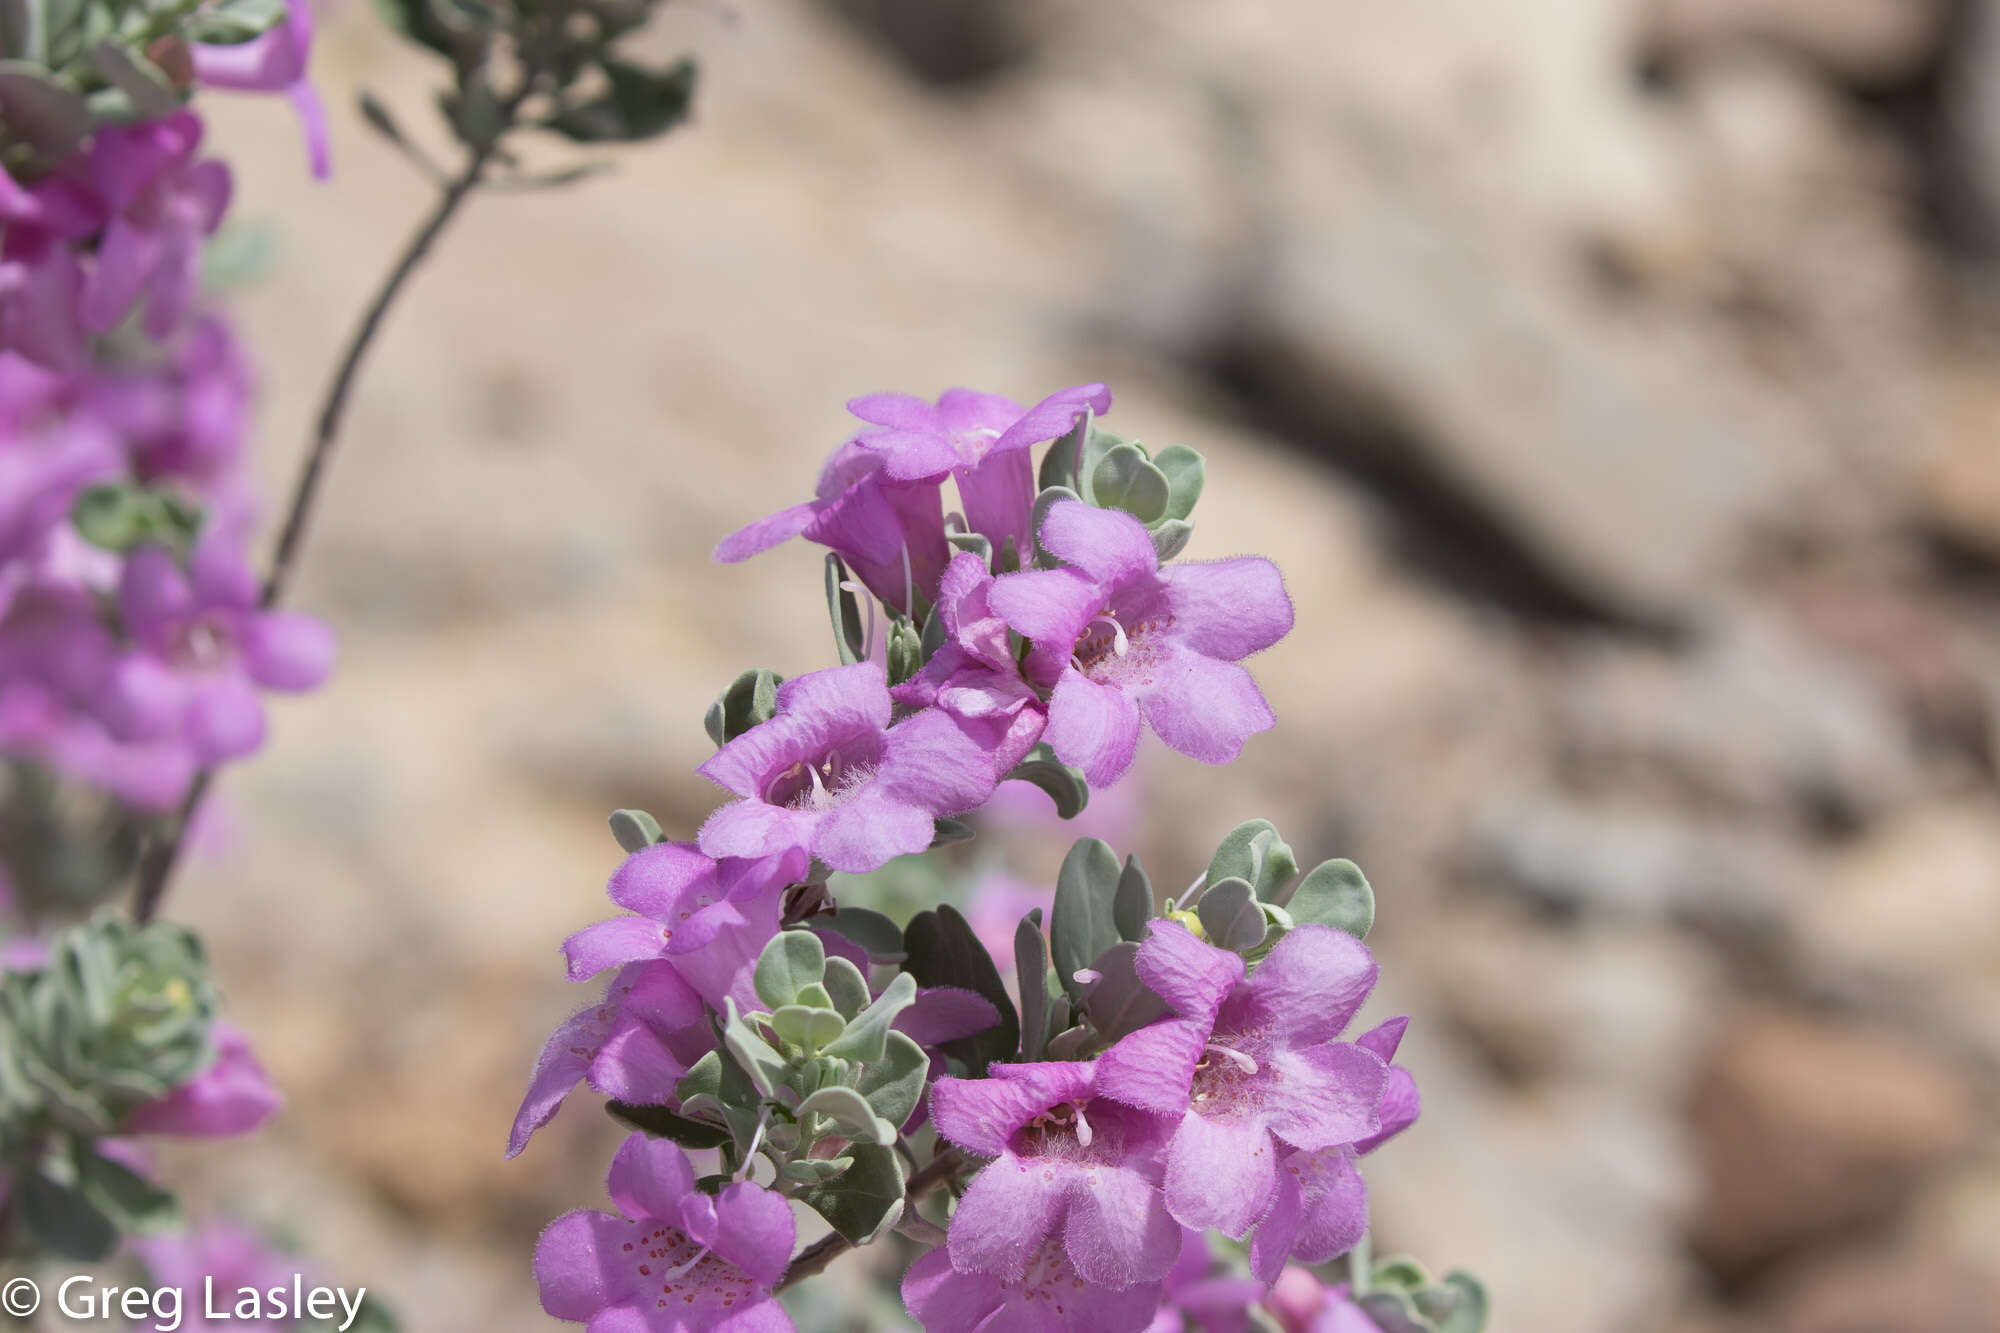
132, 100, 529, 924
774, 1148, 964, 1293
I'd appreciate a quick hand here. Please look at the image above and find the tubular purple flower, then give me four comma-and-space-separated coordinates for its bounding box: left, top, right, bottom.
696, 662, 997, 874
987, 501, 1292, 786
892, 551, 1045, 775
903, 1241, 1166, 1333
190, 0, 331, 180
79, 113, 232, 341
930, 1060, 1182, 1291
1094, 922, 1388, 1240
847, 383, 1110, 559
536, 1133, 796, 1333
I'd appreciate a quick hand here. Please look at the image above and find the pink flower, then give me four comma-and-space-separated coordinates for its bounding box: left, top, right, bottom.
133, 1219, 314, 1333
536, 1134, 796, 1333
79, 114, 232, 341
1094, 923, 1388, 1242
891, 551, 1045, 776
903, 1239, 1165, 1333
987, 501, 1292, 786
125, 1022, 282, 1137
190, 1, 331, 180
696, 662, 998, 874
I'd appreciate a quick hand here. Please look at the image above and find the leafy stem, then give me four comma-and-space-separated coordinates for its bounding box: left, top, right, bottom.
773, 1147, 964, 1293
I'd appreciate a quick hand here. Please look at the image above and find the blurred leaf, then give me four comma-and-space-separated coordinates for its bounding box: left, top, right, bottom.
76, 1145, 179, 1234
18, 1167, 116, 1261
545, 55, 696, 144
0, 58, 88, 164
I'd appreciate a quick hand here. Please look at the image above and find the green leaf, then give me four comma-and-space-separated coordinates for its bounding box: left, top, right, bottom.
1286, 859, 1374, 938
1002, 743, 1090, 820
1029, 486, 1082, 568
545, 55, 697, 144
366, 0, 467, 59
753, 931, 826, 1011
1149, 519, 1194, 562
821, 956, 871, 1020
76, 1146, 179, 1234
720, 999, 789, 1098
1113, 856, 1152, 942
1355, 1292, 1429, 1333
886, 617, 925, 687
857, 1029, 928, 1128
943, 520, 992, 569
1090, 443, 1171, 525
90, 41, 181, 118
770, 1005, 846, 1054
606, 1101, 732, 1150
931, 818, 976, 847
1151, 444, 1205, 521
1430, 1273, 1491, 1333
822, 553, 868, 665
0, 58, 89, 164
1205, 820, 1298, 903
607, 808, 662, 854
1037, 407, 1092, 493
1196, 877, 1266, 953
901, 906, 1017, 1076
704, 667, 783, 747
1080, 941, 1167, 1044
180, 0, 286, 44
1050, 838, 1122, 1006
796, 1085, 895, 1146
821, 971, 917, 1065
71, 482, 201, 555
818, 909, 905, 963
779, 1157, 851, 1184
18, 1168, 116, 1261
798, 1143, 906, 1244
1013, 910, 1048, 1062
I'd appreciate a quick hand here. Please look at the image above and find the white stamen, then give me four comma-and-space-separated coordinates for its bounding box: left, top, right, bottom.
1206, 1044, 1259, 1076
1072, 1102, 1093, 1148
1088, 614, 1129, 656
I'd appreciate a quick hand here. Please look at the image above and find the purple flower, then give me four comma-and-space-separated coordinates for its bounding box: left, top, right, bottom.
508, 962, 708, 1158
986, 501, 1291, 786
79, 114, 232, 341
133, 1219, 312, 1333
80, 314, 251, 494
0, 169, 101, 371
562, 843, 806, 1017
1264, 1271, 1384, 1333
536, 1133, 796, 1333
114, 535, 334, 764
190, 0, 331, 180
930, 1060, 1181, 1290
715, 439, 949, 616
1095, 922, 1388, 1240
1144, 1230, 1267, 1333
848, 383, 1109, 559
125, 1022, 282, 1138
696, 662, 997, 874
892, 552, 1045, 776
903, 1240, 1165, 1333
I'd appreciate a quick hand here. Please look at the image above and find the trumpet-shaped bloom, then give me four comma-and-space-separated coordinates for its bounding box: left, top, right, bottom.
190, 0, 330, 180
536, 1134, 795, 1333
1095, 923, 1387, 1239
892, 552, 1044, 775
80, 114, 232, 341
903, 1239, 1165, 1333
987, 501, 1291, 786
930, 1060, 1181, 1291
508, 962, 706, 1158
849, 383, 1109, 559
697, 662, 996, 874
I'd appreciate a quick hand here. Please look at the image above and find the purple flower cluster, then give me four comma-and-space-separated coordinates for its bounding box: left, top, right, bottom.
911, 923, 1416, 1331
0, 97, 333, 813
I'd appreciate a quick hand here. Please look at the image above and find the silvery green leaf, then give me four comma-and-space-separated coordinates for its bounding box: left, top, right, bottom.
1149, 519, 1194, 562
901, 906, 1017, 1075
1051, 837, 1122, 1006
1152, 444, 1205, 521
821, 956, 870, 1020
798, 1144, 905, 1244
886, 617, 924, 687
1205, 820, 1298, 903
1429, 1273, 1491, 1333
676, 1050, 722, 1105
1196, 877, 1266, 953
704, 667, 783, 747
821, 971, 916, 1065
796, 1085, 895, 1146
1113, 856, 1152, 942
0, 59, 88, 163
76, 1145, 178, 1234
753, 931, 825, 1011
721, 999, 789, 1098
1355, 1292, 1430, 1333
780, 1157, 851, 1184
931, 818, 976, 847
943, 519, 992, 569
1037, 407, 1092, 493
1081, 941, 1168, 1044
770, 1005, 845, 1054
855, 1030, 927, 1128
823, 553, 867, 665
18, 1167, 116, 1261
1073, 428, 1124, 507
90, 41, 180, 118
1090, 443, 1171, 525
1286, 859, 1373, 938
1002, 743, 1090, 820
180, 0, 285, 44
607, 808, 662, 854
1029, 486, 1082, 568
543, 55, 697, 144
1013, 910, 1048, 1062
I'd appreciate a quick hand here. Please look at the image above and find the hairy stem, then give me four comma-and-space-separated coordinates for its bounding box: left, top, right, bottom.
773, 1148, 963, 1293
131, 114, 522, 925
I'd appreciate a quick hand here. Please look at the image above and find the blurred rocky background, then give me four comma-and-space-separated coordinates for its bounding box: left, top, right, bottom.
158, 0, 2000, 1329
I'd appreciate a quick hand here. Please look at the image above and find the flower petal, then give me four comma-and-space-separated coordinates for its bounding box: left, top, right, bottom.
1061, 1162, 1181, 1288
1095, 1018, 1206, 1115
1245, 925, 1377, 1046
1164, 1113, 1278, 1238
1035, 500, 1156, 588
1045, 669, 1142, 786
712, 1179, 796, 1286
605, 1132, 697, 1222
947, 1153, 1065, 1282
1136, 651, 1274, 768
563, 917, 668, 981
1161, 558, 1293, 661
1133, 920, 1242, 1026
